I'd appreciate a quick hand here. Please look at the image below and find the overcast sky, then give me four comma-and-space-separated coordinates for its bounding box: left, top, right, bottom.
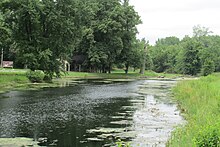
129, 0, 220, 44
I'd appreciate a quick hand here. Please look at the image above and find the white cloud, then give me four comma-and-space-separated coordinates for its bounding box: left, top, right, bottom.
130, 0, 220, 44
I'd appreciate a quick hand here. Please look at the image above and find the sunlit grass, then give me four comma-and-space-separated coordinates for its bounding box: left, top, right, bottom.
169, 73, 220, 146
0, 75, 29, 93
0, 68, 28, 73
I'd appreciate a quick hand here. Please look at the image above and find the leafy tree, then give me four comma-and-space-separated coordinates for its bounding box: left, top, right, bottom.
150, 37, 181, 73
1, 0, 80, 80
73, 0, 141, 73
156, 36, 180, 46
177, 38, 202, 75
130, 39, 152, 72
117, 0, 141, 74
193, 25, 212, 37
198, 36, 220, 72
150, 46, 169, 73
76, 0, 125, 73
201, 59, 215, 76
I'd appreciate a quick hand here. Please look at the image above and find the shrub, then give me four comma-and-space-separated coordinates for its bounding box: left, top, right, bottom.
43, 74, 52, 83
201, 59, 215, 76
194, 124, 220, 147
26, 70, 45, 83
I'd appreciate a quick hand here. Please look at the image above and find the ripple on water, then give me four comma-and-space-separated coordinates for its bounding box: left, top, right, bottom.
0, 79, 184, 146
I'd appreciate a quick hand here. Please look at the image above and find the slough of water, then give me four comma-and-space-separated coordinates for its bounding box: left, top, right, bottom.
0, 79, 184, 146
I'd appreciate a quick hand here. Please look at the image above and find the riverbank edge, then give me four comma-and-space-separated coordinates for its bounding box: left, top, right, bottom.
0, 70, 183, 94
167, 73, 220, 146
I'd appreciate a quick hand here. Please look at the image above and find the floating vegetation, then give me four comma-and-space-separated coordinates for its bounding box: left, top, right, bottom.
0, 79, 184, 146
0, 137, 39, 147
87, 128, 126, 134
110, 120, 133, 125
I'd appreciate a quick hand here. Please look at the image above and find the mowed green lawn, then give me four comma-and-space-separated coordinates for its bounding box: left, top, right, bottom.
0, 68, 28, 92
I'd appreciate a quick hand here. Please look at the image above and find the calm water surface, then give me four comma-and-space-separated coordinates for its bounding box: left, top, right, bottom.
0, 79, 183, 147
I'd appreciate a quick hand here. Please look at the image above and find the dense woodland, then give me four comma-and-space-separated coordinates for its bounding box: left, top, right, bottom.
150, 29, 220, 76
1, 0, 220, 80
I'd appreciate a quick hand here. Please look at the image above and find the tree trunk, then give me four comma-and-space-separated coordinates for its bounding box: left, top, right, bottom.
140, 45, 147, 74
79, 65, 81, 72
102, 65, 106, 73
125, 64, 129, 74
108, 63, 111, 74
0, 48, 3, 68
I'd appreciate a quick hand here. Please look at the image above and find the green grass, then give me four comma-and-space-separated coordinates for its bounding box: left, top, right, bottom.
0, 68, 30, 93
63, 70, 181, 79
0, 75, 29, 93
0, 68, 181, 93
168, 73, 220, 146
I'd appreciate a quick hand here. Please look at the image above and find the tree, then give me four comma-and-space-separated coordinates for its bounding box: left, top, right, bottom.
177, 38, 202, 75
0, 12, 14, 64
1, 0, 142, 75
117, 0, 141, 74
193, 25, 212, 37
201, 59, 215, 76
156, 36, 180, 46
1, 0, 80, 80
150, 37, 181, 73
138, 39, 148, 74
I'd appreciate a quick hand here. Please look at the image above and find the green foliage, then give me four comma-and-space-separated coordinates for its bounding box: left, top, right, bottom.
198, 36, 220, 72
116, 140, 131, 147
169, 73, 220, 146
150, 46, 169, 73
1, 0, 220, 77
201, 59, 215, 76
150, 38, 181, 73
193, 25, 213, 37
1, 0, 80, 76
194, 124, 220, 147
26, 70, 45, 83
149, 27, 220, 76
179, 38, 201, 75
156, 36, 180, 46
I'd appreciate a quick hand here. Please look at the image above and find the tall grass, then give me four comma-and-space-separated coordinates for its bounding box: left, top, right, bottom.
169, 73, 220, 146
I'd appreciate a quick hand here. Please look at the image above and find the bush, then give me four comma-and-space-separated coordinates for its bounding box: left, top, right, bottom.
43, 74, 53, 83
194, 124, 220, 147
26, 70, 45, 83
201, 59, 215, 76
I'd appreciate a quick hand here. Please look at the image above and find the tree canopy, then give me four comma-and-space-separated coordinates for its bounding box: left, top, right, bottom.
0, 0, 219, 78
149, 27, 220, 76
0, 0, 141, 78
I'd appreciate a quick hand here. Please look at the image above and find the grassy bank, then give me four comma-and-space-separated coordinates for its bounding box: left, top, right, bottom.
0, 69, 29, 93
169, 73, 220, 146
0, 68, 181, 93
0, 69, 59, 93
63, 70, 180, 79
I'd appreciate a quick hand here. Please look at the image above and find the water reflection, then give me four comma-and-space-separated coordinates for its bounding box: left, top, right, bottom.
0, 79, 183, 146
